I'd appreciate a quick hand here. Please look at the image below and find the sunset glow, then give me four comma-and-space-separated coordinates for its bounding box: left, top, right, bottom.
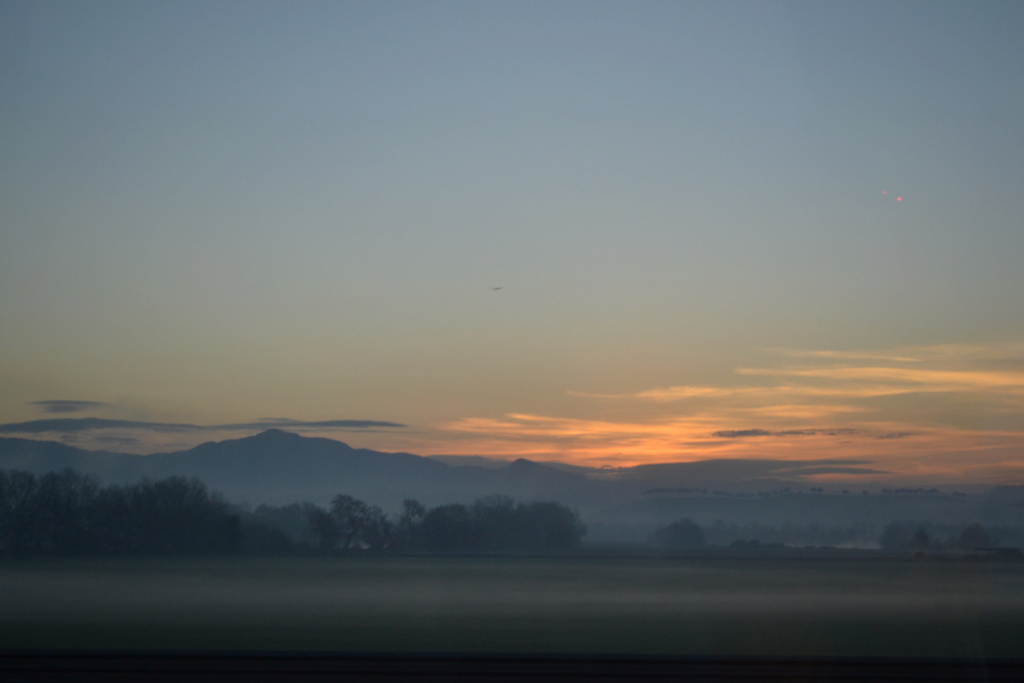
3, 2, 1023, 490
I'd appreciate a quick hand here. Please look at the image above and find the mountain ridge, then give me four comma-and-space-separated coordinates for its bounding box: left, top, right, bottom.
0, 430, 592, 509
3, 431, 1018, 537
0, 430, 989, 498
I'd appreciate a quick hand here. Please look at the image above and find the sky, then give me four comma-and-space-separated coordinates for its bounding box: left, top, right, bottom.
3, 1, 1024, 485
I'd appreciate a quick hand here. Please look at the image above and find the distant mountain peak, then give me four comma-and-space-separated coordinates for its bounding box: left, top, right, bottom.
503, 458, 584, 480
240, 429, 346, 446
192, 428, 352, 453
251, 428, 301, 440
506, 458, 540, 470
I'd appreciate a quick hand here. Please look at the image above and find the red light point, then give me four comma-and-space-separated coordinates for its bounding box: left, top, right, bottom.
882, 190, 888, 194
896, 197, 903, 201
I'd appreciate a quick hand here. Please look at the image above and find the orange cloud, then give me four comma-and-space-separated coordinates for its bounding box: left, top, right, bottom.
434, 342, 1024, 481
740, 365, 1024, 392
770, 342, 1024, 364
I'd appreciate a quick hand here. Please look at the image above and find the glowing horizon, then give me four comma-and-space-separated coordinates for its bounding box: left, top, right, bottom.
3, 2, 1024, 489
5, 340, 1024, 487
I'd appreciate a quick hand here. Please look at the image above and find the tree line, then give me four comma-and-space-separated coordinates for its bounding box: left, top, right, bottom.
0, 469, 587, 557
0, 469, 241, 556
649, 516, 1012, 552
302, 494, 586, 554
878, 521, 1000, 552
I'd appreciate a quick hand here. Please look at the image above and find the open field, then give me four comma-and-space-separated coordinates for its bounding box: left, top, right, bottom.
2, 556, 1022, 658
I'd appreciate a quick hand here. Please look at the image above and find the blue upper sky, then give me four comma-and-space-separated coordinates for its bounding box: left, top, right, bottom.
3, 1, 1024, 483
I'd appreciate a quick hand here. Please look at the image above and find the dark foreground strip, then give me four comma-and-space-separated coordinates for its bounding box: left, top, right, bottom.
2, 652, 1023, 682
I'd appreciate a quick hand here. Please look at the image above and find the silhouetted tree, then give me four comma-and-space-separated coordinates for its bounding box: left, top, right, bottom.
415, 498, 585, 553
2, 469, 596, 558
237, 514, 298, 555
31, 470, 100, 554
251, 502, 321, 548
323, 494, 393, 551
880, 522, 911, 551
0, 470, 241, 556
910, 526, 931, 551
652, 517, 706, 548
959, 523, 990, 550
420, 503, 475, 552
91, 484, 134, 553
128, 477, 241, 555
360, 507, 393, 551
519, 501, 586, 551
0, 469, 38, 553
307, 506, 341, 552
393, 498, 427, 550
471, 495, 525, 551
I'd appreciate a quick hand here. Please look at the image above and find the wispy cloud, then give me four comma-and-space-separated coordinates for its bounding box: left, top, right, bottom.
575, 343, 1024, 407
769, 342, 1024, 365
610, 458, 890, 486
738, 365, 1024, 392
29, 400, 110, 414
0, 417, 406, 435
92, 435, 143, 447
570, 383, 930, 402
743, 403, 867, 419
773, 465, 889, 477
767, 349, 924, 363
243, 418, 406, 430
0, 418, 200, 434
439, 342, 1024, 479
713, 428, 867, 439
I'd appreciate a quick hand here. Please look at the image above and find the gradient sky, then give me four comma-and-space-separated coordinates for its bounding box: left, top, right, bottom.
3, 1, 1024, 485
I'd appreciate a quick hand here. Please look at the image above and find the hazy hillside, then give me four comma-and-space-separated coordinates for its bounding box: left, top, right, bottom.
4, 431, 1023, 542
597, 490, 1024, 528
0, 437, 145, 483
0, 430, 603, 510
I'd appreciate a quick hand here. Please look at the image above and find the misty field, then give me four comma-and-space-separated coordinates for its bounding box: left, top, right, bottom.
2, 556, 1023, 658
